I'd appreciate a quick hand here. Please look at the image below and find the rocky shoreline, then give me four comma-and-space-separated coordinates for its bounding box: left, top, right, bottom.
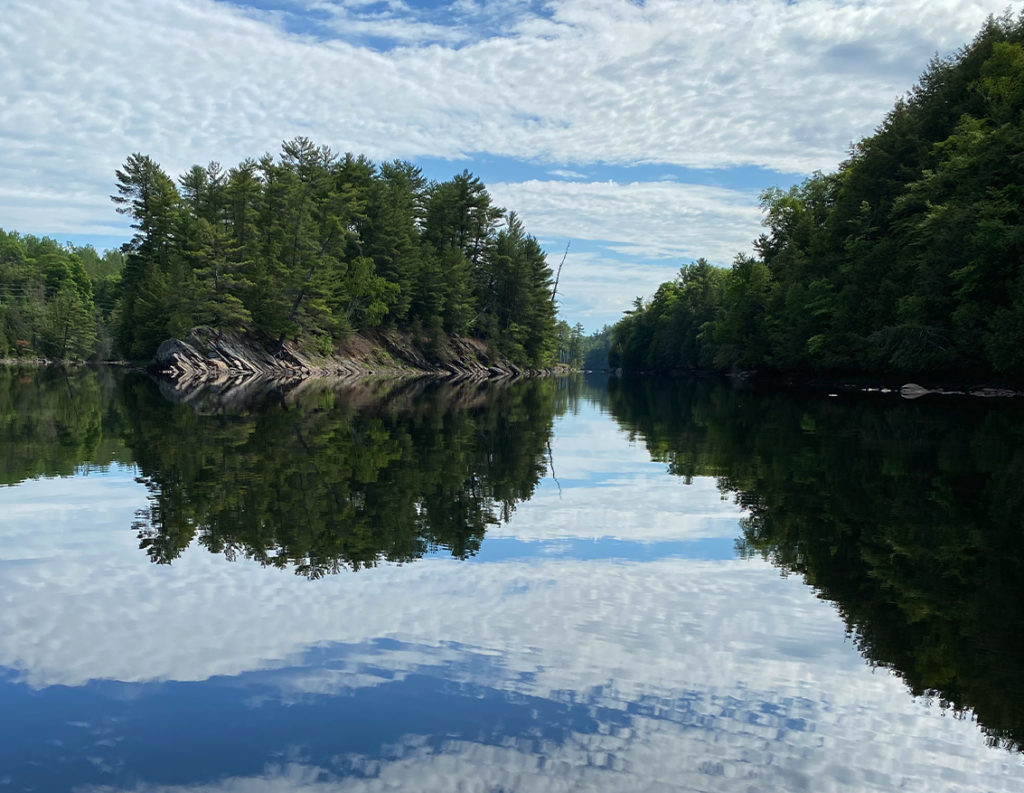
149, 326, 553, 406
734, 372, 1024, 399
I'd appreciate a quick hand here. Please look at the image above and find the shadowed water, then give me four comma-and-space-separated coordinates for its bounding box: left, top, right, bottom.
0, 367, 1021, 791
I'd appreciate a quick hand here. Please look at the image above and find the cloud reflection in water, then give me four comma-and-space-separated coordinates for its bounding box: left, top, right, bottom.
0, 402, 1020, 792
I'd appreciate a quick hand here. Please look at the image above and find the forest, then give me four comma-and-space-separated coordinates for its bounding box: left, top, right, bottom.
0, 142, 576, 369
611, 13, 1024, 381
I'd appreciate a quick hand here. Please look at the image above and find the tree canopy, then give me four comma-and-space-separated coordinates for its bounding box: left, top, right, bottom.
2, 142, 561, 368
109, 142, 559, 367
611, 13, 1024, 381
0, 230, 111, 360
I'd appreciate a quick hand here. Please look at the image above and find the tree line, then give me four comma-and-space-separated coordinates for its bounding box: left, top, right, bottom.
0, 230, 122, 360
611, 13, 1024, 381
2, 141, 565, 367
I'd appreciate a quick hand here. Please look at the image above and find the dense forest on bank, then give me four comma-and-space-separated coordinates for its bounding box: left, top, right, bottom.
0, 230, 122, 360
1, 141, 582, 368
611, 14, 1024, 381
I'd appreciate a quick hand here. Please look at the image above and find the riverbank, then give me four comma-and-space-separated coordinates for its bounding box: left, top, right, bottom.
738, 371, 1024, 399
152, 326, 563, 391
606, 368, 1024, 399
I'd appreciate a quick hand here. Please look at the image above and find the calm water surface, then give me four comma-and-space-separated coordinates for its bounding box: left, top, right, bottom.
0, 368, 1022, 792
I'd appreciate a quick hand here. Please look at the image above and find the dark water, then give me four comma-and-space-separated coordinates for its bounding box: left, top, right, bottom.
1, 367, 1022, 792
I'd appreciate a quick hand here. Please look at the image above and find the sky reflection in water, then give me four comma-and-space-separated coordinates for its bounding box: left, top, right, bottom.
0, 391, 1021, 792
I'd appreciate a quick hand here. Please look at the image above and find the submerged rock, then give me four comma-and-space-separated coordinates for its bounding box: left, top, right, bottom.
899, 382, 1022, 399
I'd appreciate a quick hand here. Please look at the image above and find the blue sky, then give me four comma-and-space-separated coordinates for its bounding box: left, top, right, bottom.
0, 0, 1014, 330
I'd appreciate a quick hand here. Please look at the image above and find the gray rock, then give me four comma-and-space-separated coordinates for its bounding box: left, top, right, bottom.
899, 383, 932, 400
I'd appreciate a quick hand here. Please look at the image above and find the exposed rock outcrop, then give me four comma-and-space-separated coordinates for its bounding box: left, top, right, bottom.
150, 327, 544, 409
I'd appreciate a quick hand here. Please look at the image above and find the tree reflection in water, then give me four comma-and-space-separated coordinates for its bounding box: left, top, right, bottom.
123, 374, 578, 577
605, 375, 1024, 753
2, 366, 1022, 753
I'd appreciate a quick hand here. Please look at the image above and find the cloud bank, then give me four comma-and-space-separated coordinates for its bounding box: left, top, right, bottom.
1, 0, 1007, 224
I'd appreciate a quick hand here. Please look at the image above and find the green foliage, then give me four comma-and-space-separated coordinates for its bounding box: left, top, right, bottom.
113, 153, 181, 359
480, 213, 557, 366
0, 366, 131, 484
0, 141, 565, 365
0, 369, 592, 579
609, 259, 728, 371
582, 325, 613, 370
554, 320, 587, 368
0, 229, 104, 360
118, 377, 566, 576
102, 141, 559, 366
611, 13, 1024, 381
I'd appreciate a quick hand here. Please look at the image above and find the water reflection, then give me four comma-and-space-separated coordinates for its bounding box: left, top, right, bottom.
0, 367, 1022, 791
605, 375, 1024, 753
0, 365, 131, 484
124, 376, 572, 576
3, 530, 1015, 792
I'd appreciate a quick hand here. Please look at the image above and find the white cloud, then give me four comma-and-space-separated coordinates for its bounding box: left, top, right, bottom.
0, 467, 142, 562
492, 403, 746, 543
76, 710, 1024, 793
547, 168, 587, 179
489, 179, 763, 262
0, 0, 1011, 252
486, 178, 761, 327
498, 476, 744, 543
538, 250, 685, 327
33, 553, 1015, 792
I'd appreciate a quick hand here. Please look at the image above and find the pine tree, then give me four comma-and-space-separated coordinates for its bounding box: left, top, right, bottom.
111, 154, 180, 358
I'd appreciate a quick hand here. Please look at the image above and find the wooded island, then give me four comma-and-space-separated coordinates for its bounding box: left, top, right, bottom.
1, 142, 582, 370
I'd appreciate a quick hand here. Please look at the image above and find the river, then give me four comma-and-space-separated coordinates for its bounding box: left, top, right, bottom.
0, 366, 1021, 791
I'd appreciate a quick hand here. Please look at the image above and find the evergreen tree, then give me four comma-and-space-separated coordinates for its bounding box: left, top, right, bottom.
610, 13, 1024, 381
362, 160, 428, 322
111, 153, 180, 358
97, 142, 562, 366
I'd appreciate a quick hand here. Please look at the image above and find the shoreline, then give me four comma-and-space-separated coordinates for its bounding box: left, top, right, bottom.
605, 368, 1024, 399
150, 327, 558, 386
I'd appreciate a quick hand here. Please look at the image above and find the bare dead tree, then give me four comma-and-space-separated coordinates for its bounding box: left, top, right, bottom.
551, 241, 570, 305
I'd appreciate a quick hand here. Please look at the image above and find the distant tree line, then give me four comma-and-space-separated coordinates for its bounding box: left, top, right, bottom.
611, 14, 1024, 381
0, 231, 121, 360
550, 322, 613, 370
2, 141, 562, 367
582, 325, 614, 370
